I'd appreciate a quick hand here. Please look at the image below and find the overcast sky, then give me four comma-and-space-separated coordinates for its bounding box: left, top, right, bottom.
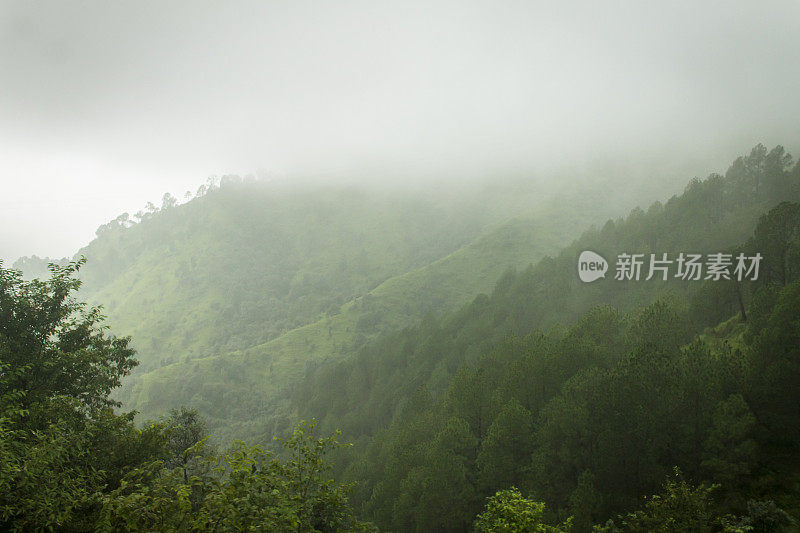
1, 0, 799, 262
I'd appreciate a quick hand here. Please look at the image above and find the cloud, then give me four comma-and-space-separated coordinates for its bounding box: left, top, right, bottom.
1, 0, 799, 260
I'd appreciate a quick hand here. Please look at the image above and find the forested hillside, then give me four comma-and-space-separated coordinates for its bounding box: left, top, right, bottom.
8, 0, 800, 527
4, 145, 800, 531
16, 168, 669, 442
297, 145, 799, 440
290, 145, 800, 530
0, 260, 374, 531
78, 184, 493, 371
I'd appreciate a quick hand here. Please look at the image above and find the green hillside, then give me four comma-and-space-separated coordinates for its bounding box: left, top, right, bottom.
296, 144, 800, 439
75, 183, 492, 373
5, 145, 800, 531
115, 145, 800, 452
120, 212, 590, 441
115, 144, 800, 531
66, 178, 601, 373
11, 168, 661, 441
288, 145, 800, 531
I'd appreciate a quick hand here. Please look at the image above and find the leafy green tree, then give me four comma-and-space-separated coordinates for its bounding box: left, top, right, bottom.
597, 470, 736, 533
162, 407, 214, 482
415, 417, 479, 532
738, 499, 795, 532
701, 395, 758, 488
0, 258, 154, 530
0, 258, 137, 416
477, 399, 534, 493
98, 420, 373, 532
749, 202, 800, 287
473, 487, 571, 532
746, 281, 800, 444
1, 260, 369, 531
568, 470, 601, 532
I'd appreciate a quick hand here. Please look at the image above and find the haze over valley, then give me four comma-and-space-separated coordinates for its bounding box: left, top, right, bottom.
3, 2, 800, 531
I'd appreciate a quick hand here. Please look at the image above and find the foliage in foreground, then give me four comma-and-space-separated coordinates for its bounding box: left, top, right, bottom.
4, 145, 800, 531
98, 420, 374, 532
0, 259, 369, 531
474, 471, 796, 533
474, 487, 571, 532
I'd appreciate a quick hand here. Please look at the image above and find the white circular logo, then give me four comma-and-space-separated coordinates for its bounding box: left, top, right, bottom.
578, 251, 608, 282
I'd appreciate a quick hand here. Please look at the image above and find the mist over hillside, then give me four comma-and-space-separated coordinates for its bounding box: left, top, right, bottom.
12, 164, 688, 373
4, 1, 800, 530
6, 143, 800, 531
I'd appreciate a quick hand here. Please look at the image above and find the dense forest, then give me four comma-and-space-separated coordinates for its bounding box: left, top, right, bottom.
0, 263, 371, 530
3, 145, 800, 531
292, 145, 800, 531
14, 168, 668, 443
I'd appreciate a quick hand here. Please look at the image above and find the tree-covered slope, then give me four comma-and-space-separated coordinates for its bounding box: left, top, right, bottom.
46, 174, 637, 377
75, 183, 496, 373
291, 146, 800, 531
119, 211, 594, 442
109, 144, 800, 453
295, 145, 800, 443
6, 145, 800, 531
11, 169, 655, 441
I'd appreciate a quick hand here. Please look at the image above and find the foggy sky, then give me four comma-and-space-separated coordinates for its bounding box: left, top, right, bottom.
2, 0, 800, 262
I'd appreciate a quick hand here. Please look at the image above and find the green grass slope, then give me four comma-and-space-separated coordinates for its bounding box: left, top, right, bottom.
113, 145, 799, 444
76, 183, 495, 373
120, 211, 593, 442
13, 163, 696, 443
